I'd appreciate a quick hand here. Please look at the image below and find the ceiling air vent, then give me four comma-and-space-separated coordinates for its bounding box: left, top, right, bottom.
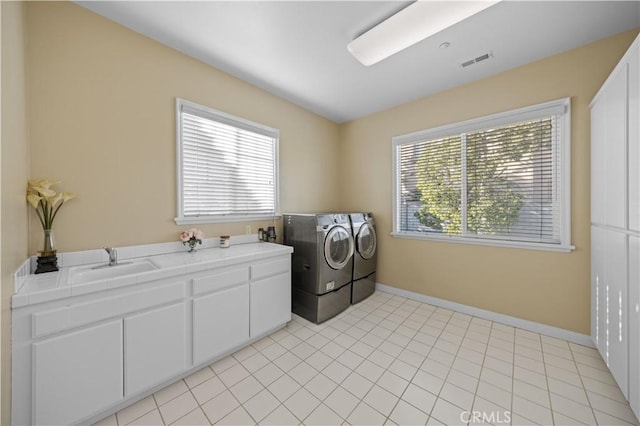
460, 52, 493, 68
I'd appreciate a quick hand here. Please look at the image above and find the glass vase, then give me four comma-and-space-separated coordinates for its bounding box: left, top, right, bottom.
35, 228, 58, 274
41, 229, 56, 256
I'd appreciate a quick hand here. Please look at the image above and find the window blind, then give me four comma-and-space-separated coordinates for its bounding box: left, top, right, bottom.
394, 98, 570, 250
177, 99, 279, 222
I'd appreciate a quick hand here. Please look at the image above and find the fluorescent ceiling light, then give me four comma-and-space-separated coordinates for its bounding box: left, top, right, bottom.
347, 1, 502, 66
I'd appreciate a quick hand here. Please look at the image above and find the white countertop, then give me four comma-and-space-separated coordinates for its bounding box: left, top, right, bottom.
13, 242, 293, 308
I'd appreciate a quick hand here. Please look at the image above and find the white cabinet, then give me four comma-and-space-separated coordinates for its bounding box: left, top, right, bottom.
250, 257, 291, 337
591, 100, 605, 225
603, 65, 628, 229
592, 227, 629, 396
629, 236, 640, 417
604, 230, 628, 395
629, 44, 640, 232
591, 33, 640, 421
33, 320, 123, 425
12, 247, 292, 426
193, 284, 250, 365
251, 275, 291, 337
124, 303, 186, 396
591, 226, 605, 351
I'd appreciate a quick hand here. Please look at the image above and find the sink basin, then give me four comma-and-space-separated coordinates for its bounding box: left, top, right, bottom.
68, 259, 159, 284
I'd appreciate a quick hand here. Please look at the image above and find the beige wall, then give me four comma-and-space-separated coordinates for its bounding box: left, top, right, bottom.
25, 1, 341, 254
5, 4, 638, 421
1, 1, 30, 424
339, 29, 639, 335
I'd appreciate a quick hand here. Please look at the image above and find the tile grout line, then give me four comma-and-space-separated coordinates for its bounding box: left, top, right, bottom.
343, 297, 424, 423
378, 300, 440, 424
422, 307, 469, 424
105, 291, 635, 426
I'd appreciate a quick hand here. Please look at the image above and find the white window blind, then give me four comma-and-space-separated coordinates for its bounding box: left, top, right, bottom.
392, 98, 572, 252
175, 99, 279, 224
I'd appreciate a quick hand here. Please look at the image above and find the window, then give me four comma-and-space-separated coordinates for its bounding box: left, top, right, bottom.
175, 99, 279, 224
392, 98, 572, 252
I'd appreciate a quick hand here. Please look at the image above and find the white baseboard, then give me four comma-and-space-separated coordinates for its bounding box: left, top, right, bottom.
376, 282, 595, 348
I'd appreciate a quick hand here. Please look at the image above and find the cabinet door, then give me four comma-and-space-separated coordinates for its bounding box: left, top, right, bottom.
250, 273, 291, 337
33, 320, 123, 425
604, 65, 629, 229
592, 226, 606, 353
124, 303, 186, 396
591, 100, 605, 225
193, 285, 249, 365
629, 236, 640, 417
628, 45, 640, 232
605, 230, 629, 397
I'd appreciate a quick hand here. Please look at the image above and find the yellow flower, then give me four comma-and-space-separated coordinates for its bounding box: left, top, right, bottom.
25, 179, 76, 230
30, 185, 56, 198
26, 193, 42, 209
28, 179, 59, 190
61, 192, 76, 202
46, 193, 63, 208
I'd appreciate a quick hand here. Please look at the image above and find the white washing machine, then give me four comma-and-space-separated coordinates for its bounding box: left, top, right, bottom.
349, 212, 377, 304
283, 213, 355, 323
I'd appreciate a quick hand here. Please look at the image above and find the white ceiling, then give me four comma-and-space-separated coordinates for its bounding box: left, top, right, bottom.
77, 1, 639, 123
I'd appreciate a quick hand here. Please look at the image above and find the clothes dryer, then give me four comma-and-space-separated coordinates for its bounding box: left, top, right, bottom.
349, 212, 377, 304
283, 213, 354, 323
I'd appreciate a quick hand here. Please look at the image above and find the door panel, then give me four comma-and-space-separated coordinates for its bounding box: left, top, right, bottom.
33, 320, 123, 425
592, 226, 605, 354
124, 303, 186, 396
604, 65, 628, 229
605, 230, 628, 397
591, 100, 605, 225
356, 223, 377, 260
629, 236, 640, 415
250, 272, 291, 337
324, 226, 353, 270
629, 46, 640, 232
193, 285, 249, 365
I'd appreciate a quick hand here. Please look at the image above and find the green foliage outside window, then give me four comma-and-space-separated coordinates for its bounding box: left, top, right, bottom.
414, 119, 552, 235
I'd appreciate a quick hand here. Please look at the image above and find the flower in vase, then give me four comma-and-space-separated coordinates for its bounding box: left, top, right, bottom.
26, 179, 76, 231
181, 228, 203, 251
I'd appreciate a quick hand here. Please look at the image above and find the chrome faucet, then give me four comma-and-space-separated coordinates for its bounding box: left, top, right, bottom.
104, 247, 118, 266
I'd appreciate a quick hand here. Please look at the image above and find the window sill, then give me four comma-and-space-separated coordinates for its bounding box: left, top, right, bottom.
175, 214, 281, 225
390, 232, 574, 253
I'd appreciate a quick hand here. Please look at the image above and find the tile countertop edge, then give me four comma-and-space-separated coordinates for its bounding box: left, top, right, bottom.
12, 243, 293, 308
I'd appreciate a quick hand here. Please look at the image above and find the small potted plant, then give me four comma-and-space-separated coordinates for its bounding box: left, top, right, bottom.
180, 228, 204, 252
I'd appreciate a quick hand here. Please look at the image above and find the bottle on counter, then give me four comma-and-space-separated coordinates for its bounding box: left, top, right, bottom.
220, 235, 230, 248
267, 226, 276, 243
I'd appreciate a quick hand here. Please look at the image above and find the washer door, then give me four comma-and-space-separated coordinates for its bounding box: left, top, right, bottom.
356, 222, 377, 260
324, 226, 354, 270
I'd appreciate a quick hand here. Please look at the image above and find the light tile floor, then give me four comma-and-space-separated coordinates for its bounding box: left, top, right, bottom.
95, 291, 639, 425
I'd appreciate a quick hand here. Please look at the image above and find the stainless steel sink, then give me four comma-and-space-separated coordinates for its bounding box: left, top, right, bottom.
68, 259, 159, 284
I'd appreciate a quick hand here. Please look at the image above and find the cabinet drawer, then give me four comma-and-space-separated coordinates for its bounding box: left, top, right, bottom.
251, 257, 290, 280
32, 282, 185, 338
192, 267, 249, 296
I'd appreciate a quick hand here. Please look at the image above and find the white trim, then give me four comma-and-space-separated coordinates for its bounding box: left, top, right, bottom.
560, 100, 572, 249
175, 98, 280, 225
175, 213, 282, 225
393, 98, 569, 146
391, 97, 572, 251
391, 231, 574, 253
590, 34, 640, 107
376, 282, 595, 347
